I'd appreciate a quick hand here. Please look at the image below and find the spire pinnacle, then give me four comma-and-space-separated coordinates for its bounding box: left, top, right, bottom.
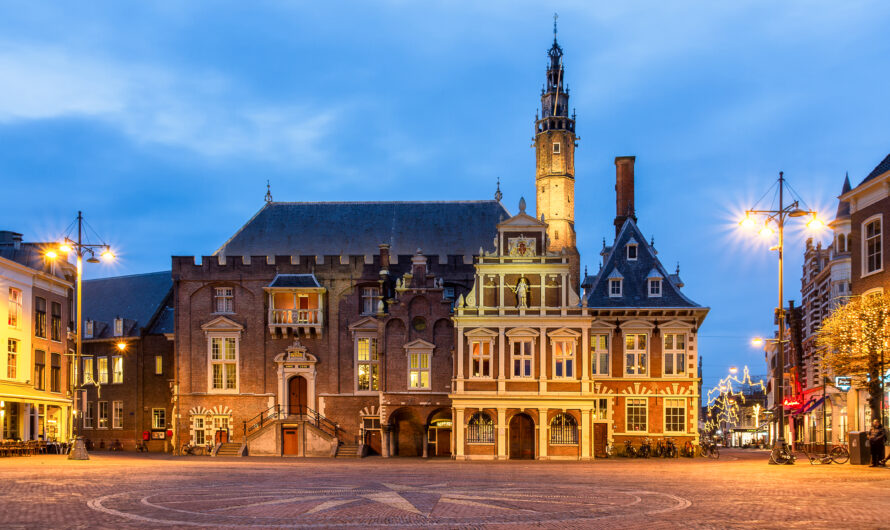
495, 177, 503, 202
264, 180, 273, 203
553, 12, 558, 42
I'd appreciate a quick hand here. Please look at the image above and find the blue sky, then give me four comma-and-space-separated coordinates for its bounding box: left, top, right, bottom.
2, 2, 889, 390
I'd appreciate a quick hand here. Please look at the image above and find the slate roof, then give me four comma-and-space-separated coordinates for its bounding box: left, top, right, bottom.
82, 271, 172, 338
215, 201, 510, 258
268, 274, 321, 288
0, 238, 74, 282
858, 153, 890, 187
583, 219, 702, 309
148, 306, 174, 335
835, 174, 852, 220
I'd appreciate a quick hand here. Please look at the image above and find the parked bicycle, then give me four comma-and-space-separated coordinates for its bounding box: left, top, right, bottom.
180, 443, 206, 456
769, 442, 795, 465
699, 437, 720, 459
662, 438, 677, 458
623, 439, 637, 458
828, 443, 849, 464
638, 438, 652, 459
681, 440, 696, 458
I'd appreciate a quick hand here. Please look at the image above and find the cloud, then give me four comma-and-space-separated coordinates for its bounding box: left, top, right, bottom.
0, 42, 338, 163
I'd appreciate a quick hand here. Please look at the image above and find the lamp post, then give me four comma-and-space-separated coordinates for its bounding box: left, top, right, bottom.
741, 171, 824, 463
47, 211, 115, 460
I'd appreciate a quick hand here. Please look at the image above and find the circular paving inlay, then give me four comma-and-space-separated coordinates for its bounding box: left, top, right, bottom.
88, 481, 691, 526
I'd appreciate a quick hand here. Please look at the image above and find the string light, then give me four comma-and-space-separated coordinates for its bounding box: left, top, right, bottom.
704, 366, 767, 433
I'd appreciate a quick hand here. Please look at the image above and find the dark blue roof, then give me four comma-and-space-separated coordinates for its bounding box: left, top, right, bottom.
269, 274, 321, 288
216, 201, 510, 258
835, 174, 852, 220
148, 306, 174, 335
858, 153, 890, 187
583, 219, 701, 309
82, 271, 172, 338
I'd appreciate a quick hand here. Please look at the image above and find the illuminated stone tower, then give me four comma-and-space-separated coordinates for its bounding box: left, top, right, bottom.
535, 19, 580, 289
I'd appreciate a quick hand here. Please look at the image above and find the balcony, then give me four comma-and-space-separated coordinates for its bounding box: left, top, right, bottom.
265, 274, 325, 337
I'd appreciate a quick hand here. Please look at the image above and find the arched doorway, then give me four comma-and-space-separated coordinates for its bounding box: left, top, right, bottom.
509, 413, 535, 459
288, 376, 307, 415
389, 408, 423, 456
427, 409, 453, 457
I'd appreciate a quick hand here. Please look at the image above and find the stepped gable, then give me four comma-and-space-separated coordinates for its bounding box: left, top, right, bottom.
215, 200, 510, 258
82, 271, 172, 338
583, 218, 701, 309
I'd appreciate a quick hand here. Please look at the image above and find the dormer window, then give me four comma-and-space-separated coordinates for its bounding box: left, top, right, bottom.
609, 279, 622, 297
627, 244, 638, 261
113, 318, 123, 337
649, 279, 662, 297
84, 320, 93, 339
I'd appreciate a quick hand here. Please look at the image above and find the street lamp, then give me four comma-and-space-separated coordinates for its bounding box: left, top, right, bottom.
739, 171, 824, 464
46, 211, 116, 461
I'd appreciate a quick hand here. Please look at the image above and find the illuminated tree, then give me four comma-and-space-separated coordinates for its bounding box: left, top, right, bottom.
817, 293, 889, 421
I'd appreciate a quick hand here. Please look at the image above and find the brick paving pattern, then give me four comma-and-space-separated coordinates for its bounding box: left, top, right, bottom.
1, 450, 888, 528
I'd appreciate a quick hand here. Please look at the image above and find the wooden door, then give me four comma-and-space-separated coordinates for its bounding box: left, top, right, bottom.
282, 427, 299, 455
365, 430, 382, 455
288, 376, 307, 415
593, 423, 607, 458
509, 414, 535, 459
436, 428, 451, 456
215, 430, 228, 444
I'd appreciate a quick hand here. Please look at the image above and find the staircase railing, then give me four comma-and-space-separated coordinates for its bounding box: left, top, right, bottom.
305, 406, 344, 439
243, 404, 281, 438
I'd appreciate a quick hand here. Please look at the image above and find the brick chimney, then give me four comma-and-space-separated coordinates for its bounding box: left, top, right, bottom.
614, 156, 637, 235
378, 243, 391, 270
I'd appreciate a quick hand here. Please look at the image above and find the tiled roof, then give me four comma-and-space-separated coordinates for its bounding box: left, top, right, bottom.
268, 274, 321, 288
82, 271, 172, 338
148, 306, 174, 335
835, 174, 852, 220
858, 153, 890, 187
215, 201, 510, 258
583, 219, 702, 309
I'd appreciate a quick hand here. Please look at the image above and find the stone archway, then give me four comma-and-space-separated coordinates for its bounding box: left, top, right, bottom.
388, 408, 424, 457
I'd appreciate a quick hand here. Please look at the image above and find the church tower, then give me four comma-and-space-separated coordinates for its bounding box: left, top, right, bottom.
535, 19, 580, 289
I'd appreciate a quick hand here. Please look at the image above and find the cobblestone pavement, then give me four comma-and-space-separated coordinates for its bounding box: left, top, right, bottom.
1, 450, 888, 529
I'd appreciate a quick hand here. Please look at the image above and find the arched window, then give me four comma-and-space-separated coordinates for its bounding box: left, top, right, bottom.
550, 413, 578, 445
837, 234, 846, 253
466, 412, 495, 444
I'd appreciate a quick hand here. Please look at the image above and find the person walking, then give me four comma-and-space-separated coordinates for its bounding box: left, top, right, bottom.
868, 419, 886, 467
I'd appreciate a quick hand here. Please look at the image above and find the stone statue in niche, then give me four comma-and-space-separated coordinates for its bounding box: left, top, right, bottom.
509, 277, 530, 308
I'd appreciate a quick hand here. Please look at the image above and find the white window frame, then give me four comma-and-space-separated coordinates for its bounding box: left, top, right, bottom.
623, 333, 648, 376
152, 408, 166, 429
7, 338, 18, 380
553, 142, 561, 154
469, 339, 494, 379
648, 279, 662, 297
98, 357, 109, 384
663, 333, 687, 377
207, 333, 239, 394
407, 351, 431, 390
84, 320, 93, 339
590, 333, 610, 377
626, 398, 647, 432
511, 339, 535, 378
664, 398, 686, 433
863, 214, 883, 276
626, 244, 638, 261
360, 287, 380, 315
609, 279, 622, 298
154, 355, 163, 375
113, 318, 123, 337
112, 355, 123, 384
8, 287, 22, 330
214, 287, 234, 314
552, 339, 576, 379
112, 400, 123, 429
82, 356, 94, 385
83, 402, 93, 429
192, 417, 205, 445
593, 398, 609, 421
354, 333, 379, 393
98, 401, 109, 429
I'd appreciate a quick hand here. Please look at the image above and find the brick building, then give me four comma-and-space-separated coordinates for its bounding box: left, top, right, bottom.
172, 201, 506, 456
75, 272, 174, 451
0, 231, 75, 443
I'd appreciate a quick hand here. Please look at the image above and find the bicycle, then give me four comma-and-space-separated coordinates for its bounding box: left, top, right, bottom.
681, 440, 696, 458
180, 443, 206, 456
638, 438, 652, 459
769, 442, 795, 465
663, 438, 678, 458
699, 438, 720, 459
623, 439, 637, 458
654, 439, 665, 458
829, 443, 849, 464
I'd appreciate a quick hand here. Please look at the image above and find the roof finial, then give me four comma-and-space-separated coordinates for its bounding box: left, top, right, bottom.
264, 180, 273, 203
676, 262, 681, 275
553, 12, 558, 42
495, 177, 503, 202
519, 196, 526, 214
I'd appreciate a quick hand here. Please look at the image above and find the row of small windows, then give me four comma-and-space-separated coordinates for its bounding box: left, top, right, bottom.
5, 345, 66, 392
81, 354, 164, 386
609, 278, 662, 298
81, 402, 166, 430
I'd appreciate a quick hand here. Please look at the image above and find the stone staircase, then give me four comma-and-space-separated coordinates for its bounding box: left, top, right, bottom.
335, 443, 360, 458
215, 442, 243, 457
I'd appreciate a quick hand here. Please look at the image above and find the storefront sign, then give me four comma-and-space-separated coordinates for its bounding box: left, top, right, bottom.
782, 398, 801, 407
835, 376, 851, 391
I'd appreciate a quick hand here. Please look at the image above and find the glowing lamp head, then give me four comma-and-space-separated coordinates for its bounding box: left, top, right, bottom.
101, 248, 115, 261
751, 337, 764, 347
59, 243, 73, 253
739, 214, 756, 230
806, 215, 825, 230
729, 366, 738, 375
45, 250, 58, 260
116, 342, 127, 351
759, 225, 774, 238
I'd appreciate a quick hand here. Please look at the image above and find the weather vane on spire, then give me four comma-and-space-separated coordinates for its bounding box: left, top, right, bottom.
264, 180, 273, 203
553, 12, 558, 41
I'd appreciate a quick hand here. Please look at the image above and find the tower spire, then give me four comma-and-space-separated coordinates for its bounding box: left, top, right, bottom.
495, 177, 503, 202
264, 180, 273, 203
553, 12, 558, 42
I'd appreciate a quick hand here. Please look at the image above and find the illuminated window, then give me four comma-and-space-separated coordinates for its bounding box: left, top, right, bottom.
98, 401, 109, 429
193, 417, 205, 445
215, 287, 234, 313
512, 340, 534, 378
209, 336, 238, 392
6, 339, 17, 379
155, 355, 163, 375
356, 336, 379, 392
470, 340, 492, 378
663, 333, 686, 376
593, 398, 609, 420
553, 340, 575, 378
51, 302, 62, 341
7, 288, 22, 329
626, 398, 647, 432
98, 357, 109, 384
466, 412, 494, 444
590, 334, 610, 376
82, 356, 94, 385
550, 413, 578, 445
34, 350, 46, 390
35, 297, 46, 338
624, 334, 648, 376
112, 355, 123, 383
112, 400, 123, 429
664, 398, 686, 433
408, 352, 430, 389
152, 408, 166, 429
50, 353, 61, 392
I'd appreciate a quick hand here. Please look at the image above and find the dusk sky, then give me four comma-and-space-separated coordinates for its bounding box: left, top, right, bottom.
2, 2, 889, 391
